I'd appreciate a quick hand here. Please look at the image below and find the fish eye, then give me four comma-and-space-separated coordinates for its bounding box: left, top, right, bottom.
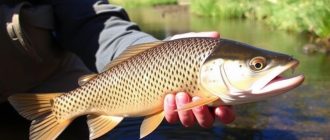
249, 56, 266, 71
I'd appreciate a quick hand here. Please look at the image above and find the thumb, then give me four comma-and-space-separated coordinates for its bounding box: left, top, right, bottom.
170, 32, 220, 40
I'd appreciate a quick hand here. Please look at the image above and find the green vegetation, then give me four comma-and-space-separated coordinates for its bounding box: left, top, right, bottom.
113, 0, 329, 47
190, 0, 249, 18
190, 0, 330, 40
110, 0, 177, 8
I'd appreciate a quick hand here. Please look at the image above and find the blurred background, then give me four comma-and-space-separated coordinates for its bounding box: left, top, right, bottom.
107, 0, 330, 139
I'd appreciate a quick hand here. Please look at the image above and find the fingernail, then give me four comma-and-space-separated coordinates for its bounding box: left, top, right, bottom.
211, 32, 220, 38
166, 94, 175, 107
192, 96, 199, 101
177, 92, 188, 103
215, 107, 221, 116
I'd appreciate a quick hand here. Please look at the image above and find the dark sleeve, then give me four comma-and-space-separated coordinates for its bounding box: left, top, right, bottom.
52, 0, 158, 72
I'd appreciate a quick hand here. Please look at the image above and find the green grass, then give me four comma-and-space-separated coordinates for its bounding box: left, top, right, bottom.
110, 0, 177, 8
190, 0, 330, 39
190, 0, 250, 18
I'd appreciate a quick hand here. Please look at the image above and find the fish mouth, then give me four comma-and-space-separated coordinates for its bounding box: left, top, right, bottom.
251, 60, 304, 95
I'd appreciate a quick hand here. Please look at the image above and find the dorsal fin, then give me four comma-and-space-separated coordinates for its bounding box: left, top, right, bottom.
102, 41, 164, 72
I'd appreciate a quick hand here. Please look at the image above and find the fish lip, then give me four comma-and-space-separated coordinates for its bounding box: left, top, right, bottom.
257, 75, 304, 94
251, 60, 304, 94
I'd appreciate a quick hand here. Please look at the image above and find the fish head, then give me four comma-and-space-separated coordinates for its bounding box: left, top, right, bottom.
200, 38, 304, 105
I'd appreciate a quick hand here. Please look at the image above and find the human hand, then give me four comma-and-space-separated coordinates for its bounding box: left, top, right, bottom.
164, 92, 235, 127
163, 32, 235, 128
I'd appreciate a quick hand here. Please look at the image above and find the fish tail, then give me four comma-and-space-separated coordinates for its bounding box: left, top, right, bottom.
8, 93, 72, 140
8, 93, 60, 120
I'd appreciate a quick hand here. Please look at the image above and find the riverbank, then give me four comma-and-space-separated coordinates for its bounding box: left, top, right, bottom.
111, 0, 330, 53
189, 0, 330, 53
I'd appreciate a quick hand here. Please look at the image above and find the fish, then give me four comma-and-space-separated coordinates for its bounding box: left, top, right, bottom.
8, 38, 304, 140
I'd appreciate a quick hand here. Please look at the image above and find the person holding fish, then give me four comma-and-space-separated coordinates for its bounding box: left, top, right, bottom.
0, 0, 237, 139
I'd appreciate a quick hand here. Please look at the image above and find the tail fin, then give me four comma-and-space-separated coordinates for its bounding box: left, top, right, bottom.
8, 93, 72, 140
8, 93, 61, 120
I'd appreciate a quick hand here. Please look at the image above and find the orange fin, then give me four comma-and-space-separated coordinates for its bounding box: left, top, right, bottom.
102, 41, 164, 71
87, 115, 124, 139
78, 73, 97, 86
140, 111, 164, 139
176, 96, 219, 112
30, 114, 72, 140
8, 93, 61, 120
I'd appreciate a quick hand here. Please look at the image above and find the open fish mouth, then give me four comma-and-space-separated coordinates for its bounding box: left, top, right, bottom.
251, 60, 304, 95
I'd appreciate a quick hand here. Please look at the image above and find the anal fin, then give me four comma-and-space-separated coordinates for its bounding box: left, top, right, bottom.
140, 111, 164, 139
176, 96, 219, 111
87, 115, 124, 139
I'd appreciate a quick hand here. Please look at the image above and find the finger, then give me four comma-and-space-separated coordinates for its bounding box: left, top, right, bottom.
191, 97, 214, 128
176, 92, 195, 127
170, 31, 220, 40
164, 94, 179, 124
191, 32, 220, 38
214, 106, 235, 124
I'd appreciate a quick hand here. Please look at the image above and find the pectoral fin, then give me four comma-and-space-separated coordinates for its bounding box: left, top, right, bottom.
176, 96, 219, 111
140, 111, 164, 139
87, 115, 124, 139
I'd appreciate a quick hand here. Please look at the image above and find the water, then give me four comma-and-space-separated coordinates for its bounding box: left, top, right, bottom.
105, 6, 330, 140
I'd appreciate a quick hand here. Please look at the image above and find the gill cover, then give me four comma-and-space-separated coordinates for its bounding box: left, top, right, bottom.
200, 39, 296, 104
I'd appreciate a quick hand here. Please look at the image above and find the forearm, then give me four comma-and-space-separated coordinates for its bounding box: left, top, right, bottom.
52, 0, 157, 71
96, 15, 158, 72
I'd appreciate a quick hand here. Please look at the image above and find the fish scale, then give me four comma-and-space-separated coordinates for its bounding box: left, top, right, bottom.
53, 38, 217, 120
